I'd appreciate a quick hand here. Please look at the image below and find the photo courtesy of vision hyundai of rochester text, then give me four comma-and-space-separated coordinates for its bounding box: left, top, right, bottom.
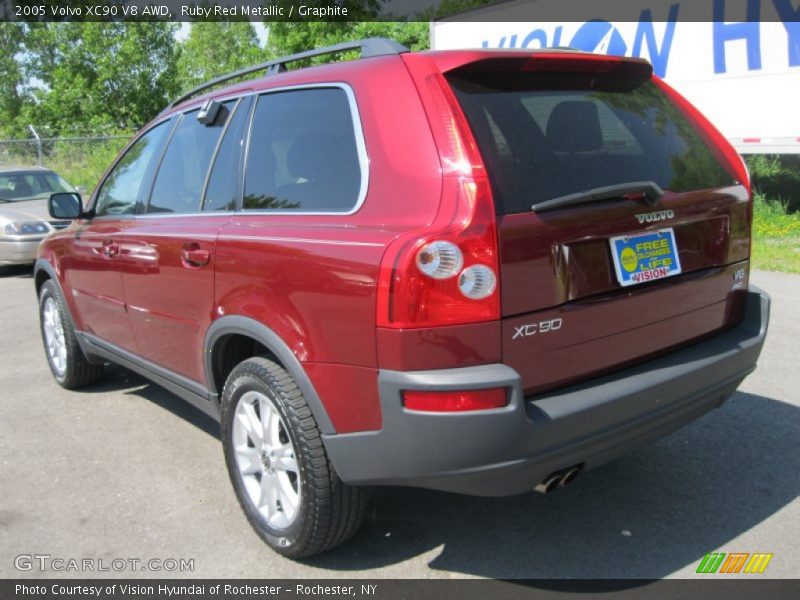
34, 39, 769, 558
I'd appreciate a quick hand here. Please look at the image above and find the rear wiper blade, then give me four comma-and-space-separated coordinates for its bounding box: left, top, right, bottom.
531, 181, 664, 212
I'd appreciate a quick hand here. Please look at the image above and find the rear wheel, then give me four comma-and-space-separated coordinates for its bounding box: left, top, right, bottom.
38, 280, 103, 389
221, 357, 368, 558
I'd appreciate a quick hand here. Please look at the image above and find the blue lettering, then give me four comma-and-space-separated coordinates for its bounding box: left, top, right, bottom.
483, 36, 517, 48
522, 29, 548, 49
632, 4, 679, 77
772, 0, 800, 66
713, 0, 762, 73
553, 26, 563, 47
570, 20, 627, 56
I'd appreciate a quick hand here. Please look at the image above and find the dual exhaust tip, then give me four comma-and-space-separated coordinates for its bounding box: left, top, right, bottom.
534, 465, 583, 494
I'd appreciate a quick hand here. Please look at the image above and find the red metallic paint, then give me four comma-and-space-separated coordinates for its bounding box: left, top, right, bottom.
62, 218, 138, 352
213, 219, 391, 369
38, 49, 755, 435
376, 321, 501, 371
302, 363, 381, 432
503, 262, 749, 395
497, 186, 751, 317
120, 216, 232, 383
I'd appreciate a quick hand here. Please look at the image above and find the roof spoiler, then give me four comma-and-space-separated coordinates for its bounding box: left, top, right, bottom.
435, 51, 653, 90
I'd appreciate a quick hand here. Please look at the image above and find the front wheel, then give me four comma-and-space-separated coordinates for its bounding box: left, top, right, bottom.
38, 280, 103, 389
221, 357, 368, 558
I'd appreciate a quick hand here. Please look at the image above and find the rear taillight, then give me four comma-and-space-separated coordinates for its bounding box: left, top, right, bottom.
653, 77, 751, 195
416, 240, 464, 279
403, 388, 508, 412
377, 73, 500, 329
377, 168, 500, 328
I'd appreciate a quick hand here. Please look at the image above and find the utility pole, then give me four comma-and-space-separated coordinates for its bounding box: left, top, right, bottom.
28, 125, 43, 167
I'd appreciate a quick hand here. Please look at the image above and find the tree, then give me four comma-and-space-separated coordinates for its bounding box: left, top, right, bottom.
0, 23, 25, 138
267, 22, 429, 60
265, 0, 498, 59
2, 3, 498, 137
414, 0, 497, 21
177, 22, 263, 93
19, 22, 180, 136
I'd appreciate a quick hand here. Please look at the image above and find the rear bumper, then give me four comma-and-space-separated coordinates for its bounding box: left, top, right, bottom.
323, 288, 770, 496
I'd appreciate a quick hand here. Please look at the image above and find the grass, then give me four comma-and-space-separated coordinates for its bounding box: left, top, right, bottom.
44, 137, 130, 192
752, 193, 800, 274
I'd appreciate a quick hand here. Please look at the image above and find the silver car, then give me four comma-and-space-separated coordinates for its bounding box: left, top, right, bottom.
0, 167, 78, 266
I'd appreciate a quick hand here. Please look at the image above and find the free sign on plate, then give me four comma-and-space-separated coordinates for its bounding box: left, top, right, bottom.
609, 228, 682, 287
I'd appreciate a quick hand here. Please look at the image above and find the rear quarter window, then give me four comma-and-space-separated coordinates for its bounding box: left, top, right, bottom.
448, 74, 735, 215
243, 86, 364, 213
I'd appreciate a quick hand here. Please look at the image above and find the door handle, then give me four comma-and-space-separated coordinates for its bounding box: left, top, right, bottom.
181, 244, 211, 267
101, 240, 119, 258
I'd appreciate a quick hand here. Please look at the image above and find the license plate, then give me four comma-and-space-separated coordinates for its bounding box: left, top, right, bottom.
609, 228, 682, 287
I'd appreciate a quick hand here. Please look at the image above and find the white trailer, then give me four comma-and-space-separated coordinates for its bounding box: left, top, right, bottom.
431, 0, 800, 154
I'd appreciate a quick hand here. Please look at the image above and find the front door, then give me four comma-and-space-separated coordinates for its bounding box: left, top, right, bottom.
66, 217, 133, 349
65, 120, 173, 351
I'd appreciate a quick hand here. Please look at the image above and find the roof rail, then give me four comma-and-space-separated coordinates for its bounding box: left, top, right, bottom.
168, 37, 409, 109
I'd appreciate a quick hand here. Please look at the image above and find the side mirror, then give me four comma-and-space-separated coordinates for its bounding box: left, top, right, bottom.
49, 192, 83, 220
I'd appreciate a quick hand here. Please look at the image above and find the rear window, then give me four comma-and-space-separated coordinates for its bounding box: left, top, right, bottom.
448, 72, 735, 215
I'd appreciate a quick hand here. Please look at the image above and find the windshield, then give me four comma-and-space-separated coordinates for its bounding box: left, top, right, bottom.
0, 171, 75, 202
448, 73, 735, 215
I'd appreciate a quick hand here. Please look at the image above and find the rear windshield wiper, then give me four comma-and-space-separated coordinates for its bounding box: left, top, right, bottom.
531, 181, 664, 212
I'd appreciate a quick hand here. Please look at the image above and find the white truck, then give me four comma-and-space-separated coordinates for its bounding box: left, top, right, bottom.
431, 0, 800, 154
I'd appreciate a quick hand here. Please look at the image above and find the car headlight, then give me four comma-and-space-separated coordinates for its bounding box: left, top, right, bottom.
4, 221, 50, 236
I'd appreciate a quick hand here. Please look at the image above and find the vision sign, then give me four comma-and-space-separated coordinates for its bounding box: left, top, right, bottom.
432, 0, 800, 153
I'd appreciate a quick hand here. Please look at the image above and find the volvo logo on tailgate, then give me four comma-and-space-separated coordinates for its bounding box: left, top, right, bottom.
635, 210, 674, 225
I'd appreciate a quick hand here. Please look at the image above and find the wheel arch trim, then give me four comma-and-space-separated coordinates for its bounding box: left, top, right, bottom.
204, 316, 336, 434
33, 259, 85, 338
34, 259, 59, 295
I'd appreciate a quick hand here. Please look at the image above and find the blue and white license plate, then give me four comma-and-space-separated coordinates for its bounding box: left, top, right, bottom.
609, 228, 682, 287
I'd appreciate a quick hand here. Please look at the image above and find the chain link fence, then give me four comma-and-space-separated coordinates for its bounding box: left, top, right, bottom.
0, 134, 132, 194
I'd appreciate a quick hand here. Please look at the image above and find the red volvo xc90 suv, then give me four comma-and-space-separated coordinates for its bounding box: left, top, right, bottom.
36, 39, 769, 557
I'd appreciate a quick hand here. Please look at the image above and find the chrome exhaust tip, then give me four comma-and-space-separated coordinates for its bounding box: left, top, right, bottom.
558, 466, 582, 487
535, 464, 583, 494
534, 473, 562, 494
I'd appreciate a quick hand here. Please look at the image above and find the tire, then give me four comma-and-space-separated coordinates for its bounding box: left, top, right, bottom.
38, 279, 103, 389
221, 357, 368, 558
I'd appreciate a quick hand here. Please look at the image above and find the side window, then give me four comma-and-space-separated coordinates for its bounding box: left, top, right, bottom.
203, 97, 251, 211
243, 87, 363, 213
94, 121, 170, 217
147, 102, 233, 214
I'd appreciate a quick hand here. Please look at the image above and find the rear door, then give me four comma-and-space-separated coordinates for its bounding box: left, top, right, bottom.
120, 98, 248, 383
66, 121, 172, 351
447, 56, 751, 395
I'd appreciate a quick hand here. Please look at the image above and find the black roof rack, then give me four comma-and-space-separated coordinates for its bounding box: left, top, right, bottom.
168, 37, 409, 109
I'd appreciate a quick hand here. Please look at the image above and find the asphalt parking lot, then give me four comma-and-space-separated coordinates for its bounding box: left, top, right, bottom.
0, 266, 798, 580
